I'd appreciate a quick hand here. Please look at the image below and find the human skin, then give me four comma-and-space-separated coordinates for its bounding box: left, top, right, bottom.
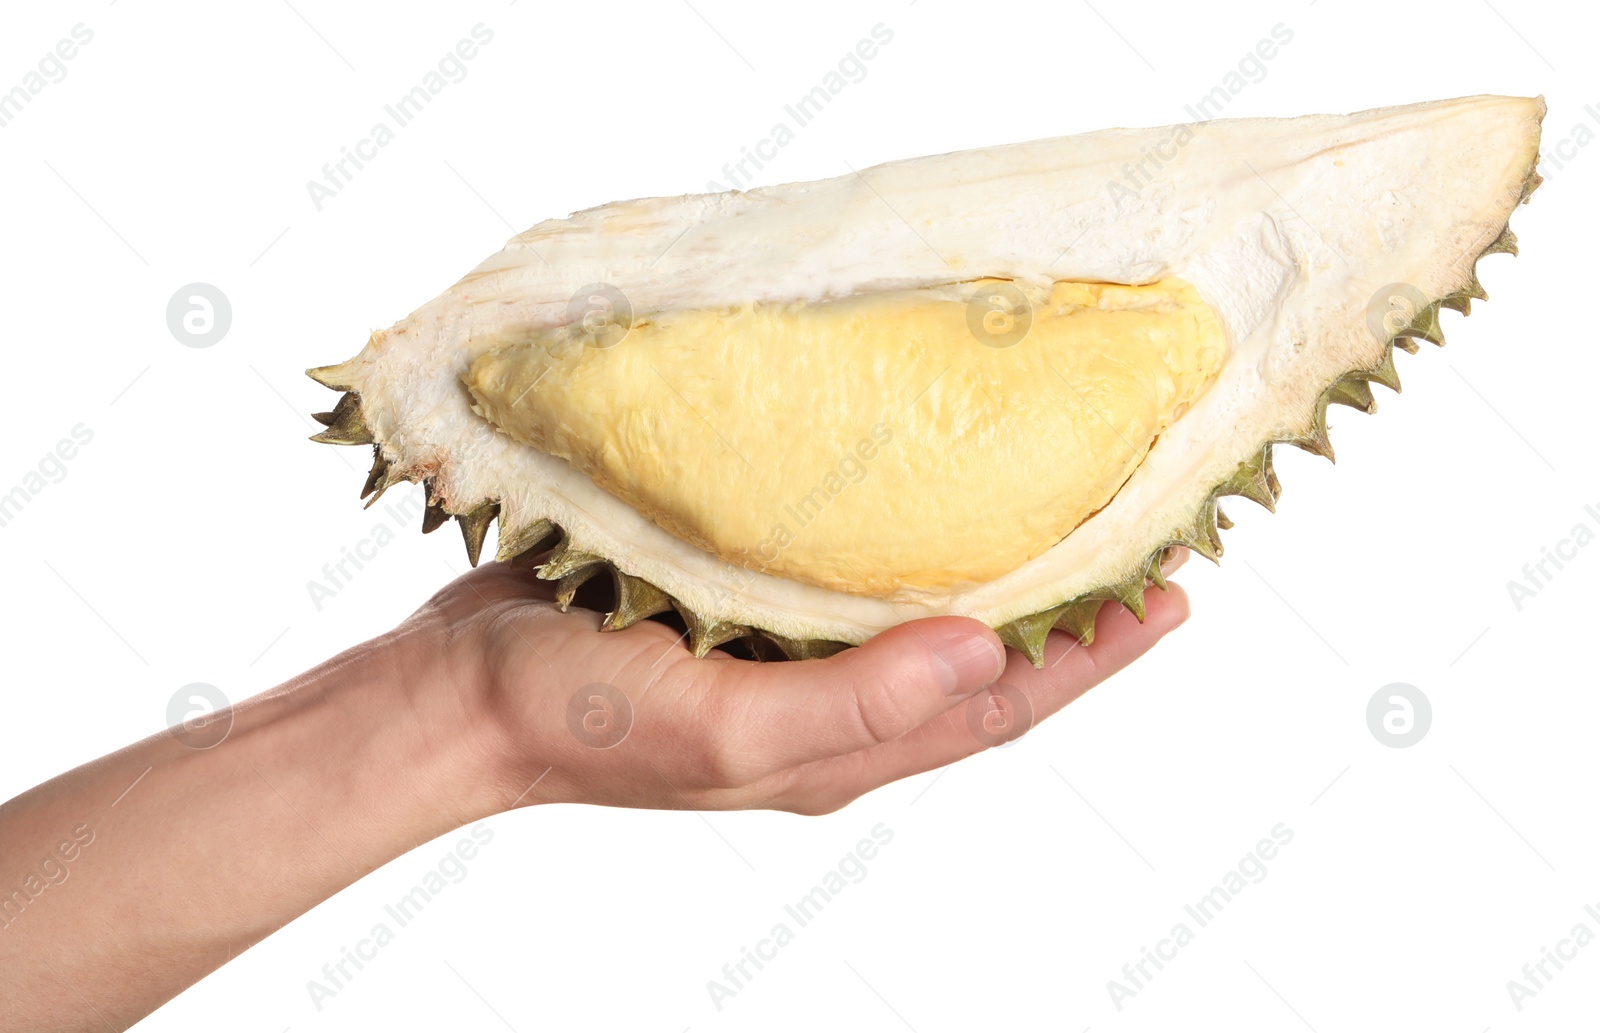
0, 555, 1188, 1031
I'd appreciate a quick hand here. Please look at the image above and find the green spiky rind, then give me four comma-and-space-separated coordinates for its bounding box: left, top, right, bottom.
360, 447, 389, 499
420, 486, 450, 534
996, 603, 1071, 666
554, 564, 603, 612
495, 517, 557, 565
538, 534, 605, 580
364, 463, 407, 509
1145, 550, 1168, 592
1350, 343, 1403, 394
1519, 168, 1544, 205
1397, 301, 1446, 347
1169, 495, 1224, 562
995, 593, 1112, 668
1213, 446, 1278, 513
1441, 270, 1488, 315
307, 176, 1534, 668
458, 502, 499, 568
1102, 572, 1148, 620
306, 364, 358, 392
604, 572, 674, 631
1053, 596, 1109, 646
309, 391, 373, 446
1283, 396, 1337, 461
997, 568, 1150, 667
1325, 377, 1377, 414
1484, 224, 1518, 257
762, 632, 849, 661
670, 601, 753, 657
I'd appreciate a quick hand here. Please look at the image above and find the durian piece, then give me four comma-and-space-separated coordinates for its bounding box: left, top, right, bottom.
308, 96, 1543, 665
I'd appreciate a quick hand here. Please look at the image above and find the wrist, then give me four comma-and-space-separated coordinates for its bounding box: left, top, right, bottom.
352, 622, 530, 822
264, 630, 508, 855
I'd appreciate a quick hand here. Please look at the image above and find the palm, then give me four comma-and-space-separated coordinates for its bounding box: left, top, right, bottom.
408, 556, 1188, 815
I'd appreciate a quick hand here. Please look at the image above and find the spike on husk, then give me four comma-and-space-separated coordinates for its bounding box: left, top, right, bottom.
1485, 225, 1518, 257
496, 518, 558, 564
1168, 497, 1224, 563
603, 571, 674, 631
1352, 344, 1403, 394
458, 502, 499, 567
671, 601, 751, 658
363, 463, 406, 509
1053, 596, 1109, 647
761, 632, 849, 662
1396, 301, 1445, 347
995, 573, 1146, 665
1441, 271, 1488, 315
1145, 550, 1168, 592
1101, 573, 1148, 621
1214, 447, 1278, 513
537, 535, 605, 581
360, 448, 389, 499
555, 564, 604, 611
309, 392, 373, 446
421, 486, 450, 534
1325, 377, 1378, 414
996, 603, 1070, 666
306, 364, 357, 392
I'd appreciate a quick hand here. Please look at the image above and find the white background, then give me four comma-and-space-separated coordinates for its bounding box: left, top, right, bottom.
1, 0, 1595, 1029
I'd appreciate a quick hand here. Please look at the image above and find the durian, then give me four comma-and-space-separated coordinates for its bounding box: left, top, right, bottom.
308, 95, 1544, 666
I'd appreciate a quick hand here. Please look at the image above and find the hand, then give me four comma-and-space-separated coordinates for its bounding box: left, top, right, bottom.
0, 550, 1187, 1032
398, 550, 1192, 818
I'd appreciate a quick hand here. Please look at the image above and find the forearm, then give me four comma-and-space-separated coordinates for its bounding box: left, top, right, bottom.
0, 633, 501, 1032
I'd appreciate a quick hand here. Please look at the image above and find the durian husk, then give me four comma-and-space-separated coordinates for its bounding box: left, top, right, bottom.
307, 175, 1534, 665
306, 105, 1541, 667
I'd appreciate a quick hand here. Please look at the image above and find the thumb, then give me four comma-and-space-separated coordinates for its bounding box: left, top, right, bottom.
728, 617, 1007, 767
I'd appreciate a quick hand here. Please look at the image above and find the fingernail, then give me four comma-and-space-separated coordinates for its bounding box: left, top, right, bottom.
933, 634, 1007, 696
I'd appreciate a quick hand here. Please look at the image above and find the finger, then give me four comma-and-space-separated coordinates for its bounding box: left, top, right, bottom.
706, 617, 1007, 781
765, 584, 1190, 811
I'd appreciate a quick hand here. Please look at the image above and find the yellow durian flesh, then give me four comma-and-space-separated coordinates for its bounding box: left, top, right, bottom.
466, 277, 1226, 597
